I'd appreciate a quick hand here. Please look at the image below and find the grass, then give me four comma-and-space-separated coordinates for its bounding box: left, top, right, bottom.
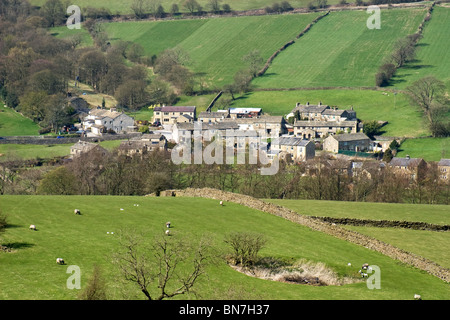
0, 103, 41, 136
49, 25, 94, 47
29, 0, 341, 15
0, 140, 122, 162
252, 8, 427, 89
265, 199, 450, 225
392, 6, 450, 90
223, 88, 428, 137
0, 195, 449, 300
104, 13, 322, 87
345, 226, 450, 269
396, 137, 450, 161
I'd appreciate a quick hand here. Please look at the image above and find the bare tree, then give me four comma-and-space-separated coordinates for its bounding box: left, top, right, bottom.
406, 76, 446, 123
113, 230, 214, 300
224, 232, 267, 267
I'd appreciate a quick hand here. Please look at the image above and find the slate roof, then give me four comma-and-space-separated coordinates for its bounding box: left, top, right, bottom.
331, 133, 370, 142
389, 157, 424, 167
271, 137, 311, 147
155, 106, 196, 113
438, 159, 450, 166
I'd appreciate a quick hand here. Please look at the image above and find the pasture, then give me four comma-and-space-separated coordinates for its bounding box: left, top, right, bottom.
0, 195, 449, 300
251, 8, 427, 89
396, 137, 450, 161
29, 0, 341, 15
392, 6, 450, 89
0, 103, 40, 137
103, 13, 322, 87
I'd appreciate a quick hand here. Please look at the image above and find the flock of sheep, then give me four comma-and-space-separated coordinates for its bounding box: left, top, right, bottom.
27, 200, 423, 300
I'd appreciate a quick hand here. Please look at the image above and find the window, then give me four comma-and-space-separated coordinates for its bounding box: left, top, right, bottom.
164, 112, 169, 115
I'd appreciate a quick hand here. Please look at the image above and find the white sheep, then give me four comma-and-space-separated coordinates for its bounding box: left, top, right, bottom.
220, 201, 223, 206
166, 221, 171, 228
29, 224, 36, 231
362, 263, 369, 270
56, 258, 65, 265
74, 209, 81, 215
414, 294, 421, 300
165, 229, 170, 236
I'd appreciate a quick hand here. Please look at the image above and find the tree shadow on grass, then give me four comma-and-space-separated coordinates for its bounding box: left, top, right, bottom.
1, 242, 34, 252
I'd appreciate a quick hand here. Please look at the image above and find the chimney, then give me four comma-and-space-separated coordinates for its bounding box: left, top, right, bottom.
406, 155, 410, 160
318, 101, 322, 106
306, 102, 309, 106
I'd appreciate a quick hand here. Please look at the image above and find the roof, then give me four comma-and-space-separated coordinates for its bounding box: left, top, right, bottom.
155, 106, 196, 113
292, 104, 329, 114
322, 109, 347, 116
330, 132, 370, 142
198, 111, 229, 118
389, 157, 424, 167
438, 159, 450, 166
271, 137, 312, 147
118, 140, 149, 150
71, 140, 98, 151
89, 108, 125, 119
228, 108, 261, 114
294, 120, 358, 127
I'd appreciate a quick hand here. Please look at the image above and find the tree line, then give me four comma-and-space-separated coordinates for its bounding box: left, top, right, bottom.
1, 147, 446, 205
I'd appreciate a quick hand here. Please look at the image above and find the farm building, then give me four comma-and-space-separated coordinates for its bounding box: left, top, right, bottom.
323, 132, 371, 153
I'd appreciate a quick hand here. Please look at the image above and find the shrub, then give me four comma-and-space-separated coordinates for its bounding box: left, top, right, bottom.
224, 232, 267, 267
375, 72, 388, 87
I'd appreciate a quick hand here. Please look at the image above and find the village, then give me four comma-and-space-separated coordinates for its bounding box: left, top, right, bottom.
70, 101, 450, 182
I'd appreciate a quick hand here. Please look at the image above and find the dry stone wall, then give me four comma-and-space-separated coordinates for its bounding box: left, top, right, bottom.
148, 187, 450, 283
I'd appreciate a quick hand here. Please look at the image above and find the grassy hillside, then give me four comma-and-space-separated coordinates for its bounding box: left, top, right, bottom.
0, 103, 40, 136
266, 198, 450, 268
252, 8, 427, 89
1, 196, 449, 300
396, 137, 450, 161
224, 89, 428, 137
104, 13, 321, 87
392, 6, 450, 89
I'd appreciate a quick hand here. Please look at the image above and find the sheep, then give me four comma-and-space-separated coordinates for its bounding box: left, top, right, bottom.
56, 258, 65, 265
362, 263, 369, 270
347, 263, 351, 266
414, 294, 422, 300
165, 229, 170, 236
29, 224, 37, 231
166, 221, 171, 228
74, 209, 81, 215
220, 201, 223, 206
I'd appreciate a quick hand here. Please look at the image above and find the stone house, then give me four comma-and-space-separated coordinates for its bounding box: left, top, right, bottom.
389, 156, 427, 180
270, 137, 315, 162
224, 115, 287, 136
82, 108, 135, 135
323, 132, 371, 153
437, 159, 450, 181
293, 120, 359, 139
152, 106, 196, 125
70, 140, 107, 158
198, 111, 230, 123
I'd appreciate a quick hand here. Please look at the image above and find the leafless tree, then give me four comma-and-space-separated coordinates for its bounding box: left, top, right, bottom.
113, 229, 214, 300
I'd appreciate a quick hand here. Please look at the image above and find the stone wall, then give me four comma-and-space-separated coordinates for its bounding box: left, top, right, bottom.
148, 187, 450, 283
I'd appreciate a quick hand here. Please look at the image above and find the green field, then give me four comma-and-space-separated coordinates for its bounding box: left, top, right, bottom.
0, 140, 121, 162
0, 195, 449, 300
392, 6, 450, 89
50, 25, 94, 47
223, 89, 428, 137
0, 104, 40, 136
396, 137, 450, 161
104, 13, 321, 87
252, 8, 427, 89
29, 0, 340, 14
267, 198, 450, 268
265, 199, 450, 225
